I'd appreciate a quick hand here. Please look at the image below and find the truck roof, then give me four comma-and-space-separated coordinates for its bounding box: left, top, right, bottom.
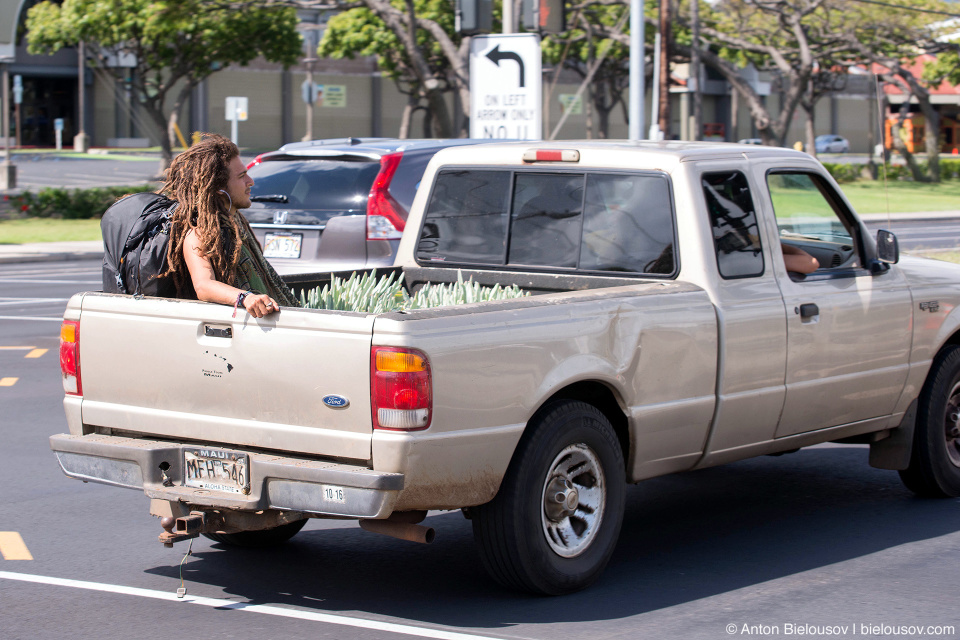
427, 139, 815, 172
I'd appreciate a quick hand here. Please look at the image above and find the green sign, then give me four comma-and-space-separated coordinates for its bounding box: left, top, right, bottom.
558, 94, 582, 115
319, 85, 347, 108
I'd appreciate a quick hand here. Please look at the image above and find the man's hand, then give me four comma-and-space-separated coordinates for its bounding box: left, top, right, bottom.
243, 293, 280, 318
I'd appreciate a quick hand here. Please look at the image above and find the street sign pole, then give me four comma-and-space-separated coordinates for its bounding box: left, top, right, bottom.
302, 58, 317, 142
225, 97, 248, 146
628, 0, 645, 140
13, 74, 21, 148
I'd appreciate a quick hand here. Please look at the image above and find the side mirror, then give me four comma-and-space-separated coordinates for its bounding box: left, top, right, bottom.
877, 229, 899, 264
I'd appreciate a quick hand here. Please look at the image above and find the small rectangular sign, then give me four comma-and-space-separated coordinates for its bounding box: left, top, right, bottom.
321, 85, 347, 108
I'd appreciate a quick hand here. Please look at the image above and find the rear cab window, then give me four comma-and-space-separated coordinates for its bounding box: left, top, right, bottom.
417, 169, 677, 276
702, 171, 765, 279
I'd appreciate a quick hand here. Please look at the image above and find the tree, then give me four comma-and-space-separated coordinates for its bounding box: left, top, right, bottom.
26, 0, 302, 170
541, 2, 639, 139
682, 0, 851, 147
316, 0, 465, 137
836, 0, 956, 181
309, 0, 470, 137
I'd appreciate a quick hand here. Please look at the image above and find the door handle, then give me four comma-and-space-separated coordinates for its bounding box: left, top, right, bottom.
204, 324, 233, 339
797, 303, 819, 319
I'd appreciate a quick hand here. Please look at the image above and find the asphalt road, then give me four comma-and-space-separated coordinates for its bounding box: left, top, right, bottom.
865, 217, 960, 251
1, 260, 959, 640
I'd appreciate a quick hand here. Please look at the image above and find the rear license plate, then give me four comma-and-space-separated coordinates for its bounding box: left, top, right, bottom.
263, 232, 302, 259
183, 448, 250, 494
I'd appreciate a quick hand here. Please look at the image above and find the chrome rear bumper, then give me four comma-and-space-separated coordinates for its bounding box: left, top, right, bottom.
50, 433, 403, 518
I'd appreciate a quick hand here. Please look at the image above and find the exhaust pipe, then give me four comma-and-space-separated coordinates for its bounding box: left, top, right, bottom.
360, 519, 435, 544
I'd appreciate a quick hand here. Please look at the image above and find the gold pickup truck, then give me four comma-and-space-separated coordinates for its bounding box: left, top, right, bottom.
52, 141, 960, 594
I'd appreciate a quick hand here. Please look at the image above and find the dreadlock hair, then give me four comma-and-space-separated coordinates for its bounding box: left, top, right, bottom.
160, 133, 248, 296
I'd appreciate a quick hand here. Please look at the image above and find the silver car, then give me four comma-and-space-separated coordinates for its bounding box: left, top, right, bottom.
243, 137, 492, 275
814, 134, 849, 154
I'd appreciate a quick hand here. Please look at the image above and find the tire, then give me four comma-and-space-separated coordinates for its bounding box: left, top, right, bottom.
203, 518, 308, 548
472, 400, 626, 595
899, 345, 960, 497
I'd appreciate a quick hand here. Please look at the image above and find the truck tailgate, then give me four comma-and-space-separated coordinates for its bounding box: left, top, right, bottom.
75, 293, 375, 460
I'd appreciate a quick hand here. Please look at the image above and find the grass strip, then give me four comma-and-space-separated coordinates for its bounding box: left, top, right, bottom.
0, 218, 102, 244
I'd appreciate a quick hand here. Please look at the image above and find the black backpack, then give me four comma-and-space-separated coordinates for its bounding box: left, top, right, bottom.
101, 192, 179, 297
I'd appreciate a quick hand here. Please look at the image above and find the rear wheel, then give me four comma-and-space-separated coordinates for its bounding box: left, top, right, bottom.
899, 346, 960, 497
203, 518, 308, 548
472, 400, 625, 595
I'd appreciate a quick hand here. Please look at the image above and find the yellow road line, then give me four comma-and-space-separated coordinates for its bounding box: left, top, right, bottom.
25, 349, 48, 358
0, 533, 33, 560
0, 378, 18, 387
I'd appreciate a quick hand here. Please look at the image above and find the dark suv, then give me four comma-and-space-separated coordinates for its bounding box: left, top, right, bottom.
244, 137, 490, 275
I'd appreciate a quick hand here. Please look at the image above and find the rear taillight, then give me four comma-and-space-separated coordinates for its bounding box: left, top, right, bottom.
371, 347, 431, 431
246, 154, 264, 170
366, 152, 406, 241
59, 320, 81, 396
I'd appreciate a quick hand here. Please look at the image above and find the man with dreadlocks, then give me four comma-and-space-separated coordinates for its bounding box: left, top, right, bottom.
162, 134, 299, 317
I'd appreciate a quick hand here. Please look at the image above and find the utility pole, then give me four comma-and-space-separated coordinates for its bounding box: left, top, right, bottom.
74, 41, 90, 152
1, 65, 15, 189
657, 0, 670, 138
628, 0, 645, 140
690, 0, 701, 141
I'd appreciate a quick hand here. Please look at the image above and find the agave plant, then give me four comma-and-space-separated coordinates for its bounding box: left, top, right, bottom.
299, 270, 527, 312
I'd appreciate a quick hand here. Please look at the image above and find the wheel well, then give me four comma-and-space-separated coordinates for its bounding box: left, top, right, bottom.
538, 382, 630, 468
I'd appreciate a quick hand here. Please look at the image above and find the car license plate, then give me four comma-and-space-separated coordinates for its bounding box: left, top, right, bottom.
263, 232, 302, 259
183, 448, 250, 494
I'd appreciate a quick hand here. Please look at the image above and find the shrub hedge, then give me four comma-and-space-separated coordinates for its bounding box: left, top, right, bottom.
8, 185, 154, 219
820, 159, 960, 183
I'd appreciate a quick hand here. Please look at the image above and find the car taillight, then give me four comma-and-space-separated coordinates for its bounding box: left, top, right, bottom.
60, 320, 82, 396
371, 346, 431, 431
366, 152, 406, 241
246, 154, 264, 170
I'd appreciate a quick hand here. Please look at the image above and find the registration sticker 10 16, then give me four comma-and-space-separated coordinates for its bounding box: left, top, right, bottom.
322, 485, 346, 503
183, 448, 250, 494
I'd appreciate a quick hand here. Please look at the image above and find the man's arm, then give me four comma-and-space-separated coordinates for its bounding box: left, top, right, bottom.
782, 243, 819, 274
183, 229, 279, 317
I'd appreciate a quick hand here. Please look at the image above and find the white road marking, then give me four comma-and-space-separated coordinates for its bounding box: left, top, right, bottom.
0, 298, 70, 307
0, 316, 63, 322
0, 279, 100, 285
0, 571, 503, 640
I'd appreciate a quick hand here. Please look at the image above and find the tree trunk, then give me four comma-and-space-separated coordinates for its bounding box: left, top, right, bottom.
399, 96, 416, 139
145, 103, 173, 176
922, 105, 941, 182
804, 106, 816, 157
424, 88, 452, 137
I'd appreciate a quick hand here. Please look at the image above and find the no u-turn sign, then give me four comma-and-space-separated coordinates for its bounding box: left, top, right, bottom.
469, 34, 542, 140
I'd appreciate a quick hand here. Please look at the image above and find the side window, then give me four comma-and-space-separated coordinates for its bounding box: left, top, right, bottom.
766, 172, 859, 273
508, 173, 584, 268
580, 173, 674, 274
703, 171, 764, 279
417, 170, 512, 265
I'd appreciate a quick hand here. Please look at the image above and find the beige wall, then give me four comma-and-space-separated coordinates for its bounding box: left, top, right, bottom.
81, 57, 898, 152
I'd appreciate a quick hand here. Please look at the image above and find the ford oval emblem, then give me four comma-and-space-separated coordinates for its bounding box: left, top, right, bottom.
322, 394, 350, 409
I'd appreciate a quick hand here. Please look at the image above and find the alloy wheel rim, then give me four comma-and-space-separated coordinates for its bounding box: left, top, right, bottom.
540, 443, 606, 558
944, 382, 960, 468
